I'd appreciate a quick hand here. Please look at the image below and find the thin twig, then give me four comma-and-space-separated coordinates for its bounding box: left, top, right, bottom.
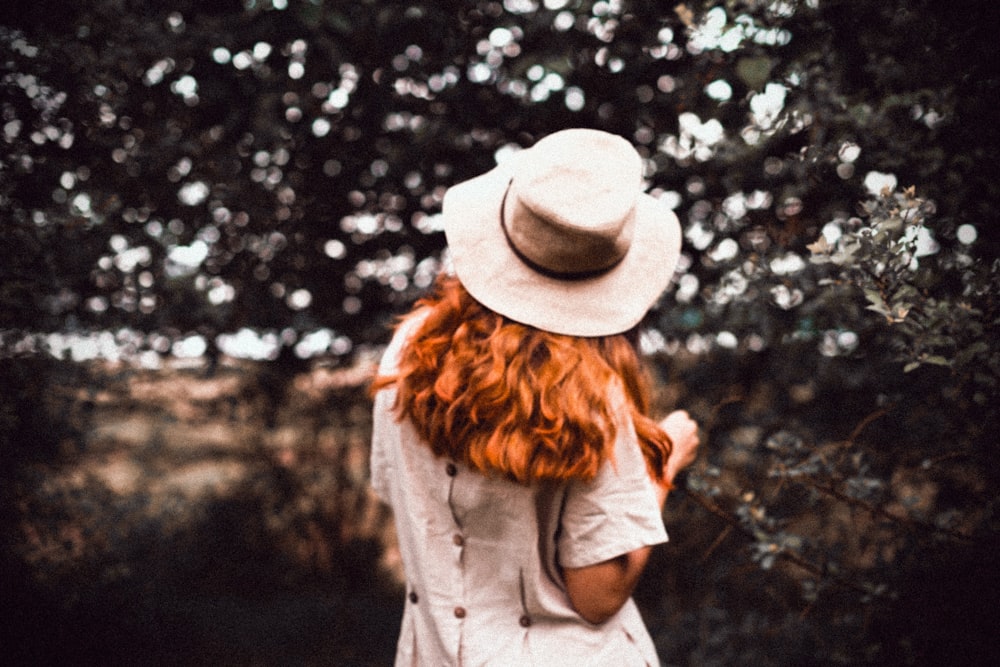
808, 480, 973, 542
701, 524, 733, 563
844, 407, 889, 446
685, 489, 882, 597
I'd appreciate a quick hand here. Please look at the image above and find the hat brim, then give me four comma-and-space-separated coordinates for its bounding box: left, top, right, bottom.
442, 158, 682, 337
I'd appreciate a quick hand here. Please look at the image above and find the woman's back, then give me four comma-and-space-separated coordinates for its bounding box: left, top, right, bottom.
371, 316, 666, 666
368, 128, 697, 666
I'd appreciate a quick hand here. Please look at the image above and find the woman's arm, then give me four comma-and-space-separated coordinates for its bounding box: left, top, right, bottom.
563, 547, 654, 624
563, 410, 700, 624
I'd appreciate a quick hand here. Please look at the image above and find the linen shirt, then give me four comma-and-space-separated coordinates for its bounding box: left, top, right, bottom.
370, 317, 668, 666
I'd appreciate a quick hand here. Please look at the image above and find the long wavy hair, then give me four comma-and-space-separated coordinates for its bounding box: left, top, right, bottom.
372, 274, 672, 485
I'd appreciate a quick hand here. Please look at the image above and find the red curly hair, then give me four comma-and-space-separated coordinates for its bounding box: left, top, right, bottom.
372, 274, 672, 484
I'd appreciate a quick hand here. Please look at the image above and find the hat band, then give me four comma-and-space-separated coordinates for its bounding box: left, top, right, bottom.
498, 180, 625, 282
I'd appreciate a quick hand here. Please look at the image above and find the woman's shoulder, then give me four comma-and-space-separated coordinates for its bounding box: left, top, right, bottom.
378, 307, 430, 375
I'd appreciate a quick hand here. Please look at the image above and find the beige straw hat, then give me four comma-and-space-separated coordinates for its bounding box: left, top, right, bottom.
442, 128, 682, 337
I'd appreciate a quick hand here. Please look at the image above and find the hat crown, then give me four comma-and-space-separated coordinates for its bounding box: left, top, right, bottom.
506, 129, 643, 277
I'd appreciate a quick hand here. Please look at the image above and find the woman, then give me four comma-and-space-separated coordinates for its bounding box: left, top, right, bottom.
370, 128, 699, 666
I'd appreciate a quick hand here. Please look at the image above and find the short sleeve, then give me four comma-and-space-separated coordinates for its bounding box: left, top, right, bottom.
557, 402, 668, 569
369, 312, 424, 502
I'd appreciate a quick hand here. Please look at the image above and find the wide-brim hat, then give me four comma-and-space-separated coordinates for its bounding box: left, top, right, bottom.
442, 128, 682, 337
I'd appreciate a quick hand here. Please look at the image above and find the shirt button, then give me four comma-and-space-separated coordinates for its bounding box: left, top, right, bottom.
519, 615, 532, 628
445, 462, 458, 477
408, 591, 419, 604
452, 534, 465, 547
454, 607, 467, 619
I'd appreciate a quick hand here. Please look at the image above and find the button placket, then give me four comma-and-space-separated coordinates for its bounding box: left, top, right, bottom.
446, 460, 466, 563
445, 458, 467, 627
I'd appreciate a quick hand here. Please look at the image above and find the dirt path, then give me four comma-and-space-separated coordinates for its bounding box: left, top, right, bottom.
5, 359, 403, 666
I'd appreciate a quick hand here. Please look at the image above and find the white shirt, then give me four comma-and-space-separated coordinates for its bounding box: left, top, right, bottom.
370, 317, 668, 666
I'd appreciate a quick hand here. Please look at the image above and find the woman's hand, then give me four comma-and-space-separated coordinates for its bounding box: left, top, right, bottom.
660, 409, 700, 486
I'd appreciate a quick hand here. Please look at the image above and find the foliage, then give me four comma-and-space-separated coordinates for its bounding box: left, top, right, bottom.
1, 361, 400, 666
2, 0, 995, 361
810, 186, 999, 393
2, 0, 999, 664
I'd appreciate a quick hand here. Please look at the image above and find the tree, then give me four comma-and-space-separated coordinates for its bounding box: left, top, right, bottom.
2, 0, 998, 663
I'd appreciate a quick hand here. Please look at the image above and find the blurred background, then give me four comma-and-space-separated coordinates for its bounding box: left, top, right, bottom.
2, 1, 998, 665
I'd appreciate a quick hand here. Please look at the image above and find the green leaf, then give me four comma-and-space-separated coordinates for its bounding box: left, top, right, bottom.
863, 289, 890, 316
866, 304, 891, 317
966, 341, 990, 356
735, 56, 776, 91
924, 336, 954, 349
